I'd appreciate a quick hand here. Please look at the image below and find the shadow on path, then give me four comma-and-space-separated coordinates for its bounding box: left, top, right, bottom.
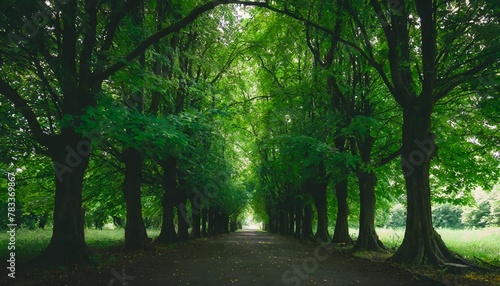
90, 229, 442, 286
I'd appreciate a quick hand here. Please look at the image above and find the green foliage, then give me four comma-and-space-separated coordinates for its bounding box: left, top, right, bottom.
463, 201, 493, 229
389, 205, 406, 229
461, 187, 500, 229
432, 204, 464, 229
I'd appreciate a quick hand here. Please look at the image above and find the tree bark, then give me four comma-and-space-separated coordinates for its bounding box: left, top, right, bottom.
122, 147, 153, 251
354, 170, 386, 252
190, 195, 201, 238
288, 204, 295, 236
208, 207, 216, 236
391, 107, 459, 265
301, 203, 314, 240
176, 193, 189, 241
311, 181, 329, 242
279, 202, 289, 235
219, 214, 229, 234
156, 157, 178, 243
39, 132, 92, 264
332, 179, 353, 244
201, 207, 208, 236
230, 218, 238, 232
294, 204, 302, 239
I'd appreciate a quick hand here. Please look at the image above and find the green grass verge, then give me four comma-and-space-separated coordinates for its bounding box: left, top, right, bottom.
375, 227, 500, 264
0, 228, 161, 261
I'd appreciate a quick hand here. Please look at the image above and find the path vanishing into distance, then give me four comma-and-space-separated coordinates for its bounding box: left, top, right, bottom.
75, 229, 443, 286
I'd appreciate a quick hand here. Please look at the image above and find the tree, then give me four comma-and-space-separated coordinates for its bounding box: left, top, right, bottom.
346, 0, 499, 265
0, 0, 268, 264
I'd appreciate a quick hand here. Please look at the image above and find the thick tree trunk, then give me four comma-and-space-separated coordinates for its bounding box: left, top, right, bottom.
272, 216, 279, 233
332, 179, 353, 244
268, 214, 277, 233
176, 193, 189, 241
156, 193, 177, 243
190, 195, 201, 238
301, 203, 313, 240
311, 182, 329, 242
122, 147, 153, 251
219, 214, 229, 234
156, 158, 178, 243
279, 203, 288, 235
39, 133, 92, 264
391, 108, 459, 265
208, 207, 216, 236
230, 218, 238, 232
354, 170, 386, 252
294, 204, 302, 239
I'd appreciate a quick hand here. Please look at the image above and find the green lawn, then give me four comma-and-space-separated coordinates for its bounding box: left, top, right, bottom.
375, 227, 500, 263
0, 228, 161, 261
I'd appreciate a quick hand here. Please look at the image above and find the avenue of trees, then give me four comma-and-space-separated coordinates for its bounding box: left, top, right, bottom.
0, 0, 498, 267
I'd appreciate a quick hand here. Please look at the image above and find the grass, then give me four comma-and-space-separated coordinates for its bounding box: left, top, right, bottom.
375, 227, 500, 264
0, 228, 161, 261
1, 227, 498, 265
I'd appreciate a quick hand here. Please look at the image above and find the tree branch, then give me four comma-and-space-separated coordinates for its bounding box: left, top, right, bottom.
92, 0, 264, 82
0, 77, 49, 145
376, 147, 401, 167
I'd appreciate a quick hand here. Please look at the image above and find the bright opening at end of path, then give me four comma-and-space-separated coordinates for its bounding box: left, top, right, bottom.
244, 215, 263, 230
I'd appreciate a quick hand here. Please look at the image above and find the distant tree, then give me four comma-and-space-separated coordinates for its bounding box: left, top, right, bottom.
389, 205, 406, 229
432, 204, 463, 229
463, 201, 492, 228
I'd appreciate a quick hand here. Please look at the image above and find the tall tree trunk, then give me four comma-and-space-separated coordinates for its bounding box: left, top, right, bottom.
208, 207, 216, 236
220, 214, 229, 234
190, 195, 201, 238
354, 170, 385, 252
272, 216, 278, 233
332, 179, 353, 244
39, 132, 91, 264
230, 218, 237, 232
201, 207, 208, 236
122, 147, 152, 251
279, 202, 288, 235
311, 182, 329, 242
288, 204, 295, 236
294, 204, 302, 239
301, 203, 313, 240
353, 132, 385, 252
176, 193, 189, 241
268, 214, 277, 233
156, 158, 178, 243
391, 107, 459, 265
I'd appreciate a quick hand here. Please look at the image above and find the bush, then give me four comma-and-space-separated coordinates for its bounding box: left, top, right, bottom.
432, 204, 463, 229
463, 201, 491, 228
389, 205, 406, 228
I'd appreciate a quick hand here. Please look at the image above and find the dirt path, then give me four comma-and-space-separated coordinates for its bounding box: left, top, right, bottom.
83, 229, 441, 286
